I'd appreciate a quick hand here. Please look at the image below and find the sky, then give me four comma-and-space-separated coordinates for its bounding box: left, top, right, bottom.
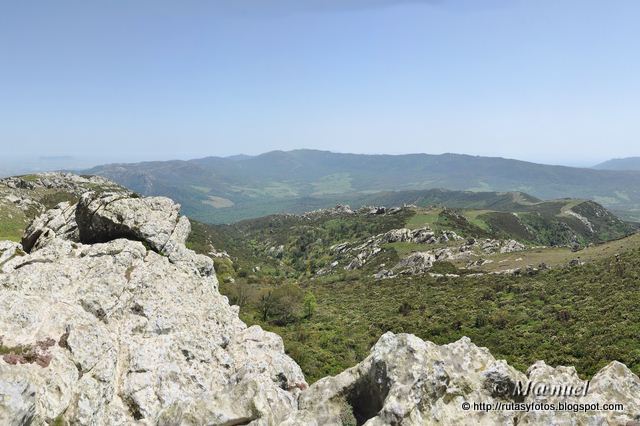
1, 0, 639, 167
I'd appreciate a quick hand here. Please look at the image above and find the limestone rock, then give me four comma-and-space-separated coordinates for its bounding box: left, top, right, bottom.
304, 204, 354, 218
393, 251, 435, 275
286, 332, 640, 425
0, 241, 23, 266
500, 239, 526, 254
22, 201, 79, 252
359, 206, 386, 215
0, 173, 125, 195
289, 333, 522, 425
0, 373, 36, 426
1, 185, 305, 425
0, 237, 305, 425
76, 191, 183, 253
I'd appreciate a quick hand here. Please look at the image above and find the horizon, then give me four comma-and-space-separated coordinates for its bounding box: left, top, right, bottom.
3, 0, 640, 166
0, 148, 633, 177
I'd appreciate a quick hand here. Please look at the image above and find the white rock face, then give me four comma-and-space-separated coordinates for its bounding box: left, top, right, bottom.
0, 235, 306, 425
0, 186, 306, 425
500, 239, 526, 254
285, 332, 640, 425
393, 251, 435, 275
21, 201, 79, 252
0, 241, 23, 266
76, 192, 184, 252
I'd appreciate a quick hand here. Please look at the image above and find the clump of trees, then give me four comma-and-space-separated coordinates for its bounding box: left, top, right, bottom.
223, 282, 318, 326
255, 284, 305, 325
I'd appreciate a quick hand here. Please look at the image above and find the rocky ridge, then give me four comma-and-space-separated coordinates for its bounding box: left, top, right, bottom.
321, 226, 526, 279
0, 179, 304, 425
302, 204, 403, 219
1, 174, 639, 425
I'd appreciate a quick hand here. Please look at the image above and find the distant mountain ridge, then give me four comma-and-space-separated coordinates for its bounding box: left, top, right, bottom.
85, 149, 640, 223
594, 157, 640, 171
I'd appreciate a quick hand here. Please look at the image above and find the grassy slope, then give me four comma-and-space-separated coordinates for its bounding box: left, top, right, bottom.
190, 199, 634, 282
0, 203, 27, 242
186, 203, 640, 383
455, 234, 640, 273
220, 241, 640, 383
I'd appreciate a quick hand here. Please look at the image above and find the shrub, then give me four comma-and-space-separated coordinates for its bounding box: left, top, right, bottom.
303, 291, 317, 318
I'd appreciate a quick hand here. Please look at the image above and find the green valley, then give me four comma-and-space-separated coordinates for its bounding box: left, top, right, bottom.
182, 194, 640, 383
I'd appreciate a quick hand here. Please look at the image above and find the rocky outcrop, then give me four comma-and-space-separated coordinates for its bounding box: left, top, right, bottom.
381, 228, 462, 245
499, 239, 526, 254
345, 245, 382, 270
303, 204, 355, 218
0, 181, 304, 425
285, 332, 640, 425
332, 228, 466, 275
393, 251, 435, 275
358, 206, 387, 215
1, 173, 125, 195
21, 201, 79, 252
325, 227, 531, 278
73, 191, 213, 275
0, 241, 23, 267
76, 191, 183, 252
478, 238, 526, 254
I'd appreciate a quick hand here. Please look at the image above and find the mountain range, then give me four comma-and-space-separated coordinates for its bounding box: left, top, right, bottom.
593, 157, 640, 171
84, 150, 640, 223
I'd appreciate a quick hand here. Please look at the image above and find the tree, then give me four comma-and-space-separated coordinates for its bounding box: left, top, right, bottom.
258, 290, 276, 321
271, 284, 304, 325
227, 282, 251, 307
257, 284, 305, 325
303, 291, 317, 318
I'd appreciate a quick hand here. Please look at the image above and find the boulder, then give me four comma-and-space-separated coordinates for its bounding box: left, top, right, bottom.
75, 192, 186, 253
360, 206, 386, 215
289, 333, 524, 425
394, 251, 435, 275
381, 228, 413, 244
440, 230, 463, 242
481, 239, 502, 254
500, 239, 525, 254
345, 246, 381, 270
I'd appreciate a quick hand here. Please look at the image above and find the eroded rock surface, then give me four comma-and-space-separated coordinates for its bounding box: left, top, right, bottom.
22, 201, 79, 252
285, 333, 640, 425
0, 173, 125, 194
76, 191, 183, 251
0, 236, 306, 425
0, 180, 305, 425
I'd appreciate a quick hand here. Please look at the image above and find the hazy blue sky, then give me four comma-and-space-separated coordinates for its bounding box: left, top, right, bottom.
1, 0, 639, 166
